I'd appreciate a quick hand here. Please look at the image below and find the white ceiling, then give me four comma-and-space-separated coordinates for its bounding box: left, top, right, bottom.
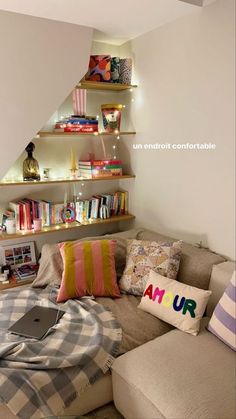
0, 0, 200, 45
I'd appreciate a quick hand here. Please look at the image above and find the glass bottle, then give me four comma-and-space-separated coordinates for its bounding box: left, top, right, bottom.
23, 142, 41, 181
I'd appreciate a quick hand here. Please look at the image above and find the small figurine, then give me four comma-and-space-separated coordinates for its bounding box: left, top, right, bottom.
70, 149, 78, 179
23, 142, 40, 181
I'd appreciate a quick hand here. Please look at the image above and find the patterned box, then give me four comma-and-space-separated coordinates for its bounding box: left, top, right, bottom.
85, 55, 111, 82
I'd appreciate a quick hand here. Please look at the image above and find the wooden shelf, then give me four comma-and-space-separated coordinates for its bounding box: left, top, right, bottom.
0, 278, 34, 291
37, 131, 136, 137
77, 80, 137, 91
0, 175, 135, 187
0, 214, 135, 241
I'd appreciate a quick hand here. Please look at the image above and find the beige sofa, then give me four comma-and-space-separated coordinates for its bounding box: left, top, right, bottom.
0, 228, 235, 419
112, 259, 236, 419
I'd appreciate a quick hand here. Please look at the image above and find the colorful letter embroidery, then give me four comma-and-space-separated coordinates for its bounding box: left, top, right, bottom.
144, 284, 153, 299
152, 287, 165, 303
143, 284, 197, 317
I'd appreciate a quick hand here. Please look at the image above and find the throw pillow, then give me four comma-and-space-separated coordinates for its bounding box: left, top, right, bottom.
57, 239, 120, 303
208, 271, 236, 350
138, 270, 212, 335
119, 239, 182, 295
32, 234, 133, 288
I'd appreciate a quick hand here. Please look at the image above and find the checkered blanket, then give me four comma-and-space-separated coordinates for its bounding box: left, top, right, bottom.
0, 287, 121, 418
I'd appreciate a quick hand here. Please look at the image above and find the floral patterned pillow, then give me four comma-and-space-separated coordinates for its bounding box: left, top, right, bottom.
119, 239, 182, 295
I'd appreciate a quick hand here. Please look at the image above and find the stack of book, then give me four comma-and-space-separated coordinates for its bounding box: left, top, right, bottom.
79, 159, 122, 178
75, 191, 128, 222
54, 115, 98, 133
11, 264, 38, 282
9, 199, 65, 231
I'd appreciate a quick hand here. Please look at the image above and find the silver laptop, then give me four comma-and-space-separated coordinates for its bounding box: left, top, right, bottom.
8, 306, 65, 340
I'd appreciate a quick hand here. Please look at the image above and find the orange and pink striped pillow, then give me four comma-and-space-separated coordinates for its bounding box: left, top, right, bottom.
57, 239, 120, 302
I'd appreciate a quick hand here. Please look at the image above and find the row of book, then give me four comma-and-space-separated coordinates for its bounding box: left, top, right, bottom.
54, 115, 98, 133
7, 191, 128, 231
79, 159, 122, 178
9, 199, 66, 231
75, 191, 128, 222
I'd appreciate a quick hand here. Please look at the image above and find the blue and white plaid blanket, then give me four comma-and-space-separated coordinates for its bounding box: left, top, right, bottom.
0, 287, 121, 418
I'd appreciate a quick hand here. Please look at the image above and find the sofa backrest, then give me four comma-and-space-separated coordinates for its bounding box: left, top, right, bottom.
135, 229, 226, 290
34, 228, 227, 306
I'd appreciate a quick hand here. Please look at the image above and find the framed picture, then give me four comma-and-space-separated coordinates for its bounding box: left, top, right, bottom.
61, 205, 77, 223
0, 241, 36, 268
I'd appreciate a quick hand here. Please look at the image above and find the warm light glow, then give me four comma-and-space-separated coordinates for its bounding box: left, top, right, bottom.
123, 105, 126, 108
114, 129, 119, 134
55, 225, 60, 230
117, 136, 120, 140
131, 98, 135, 102
113, 145, 116, 149
94, 132, 99, 136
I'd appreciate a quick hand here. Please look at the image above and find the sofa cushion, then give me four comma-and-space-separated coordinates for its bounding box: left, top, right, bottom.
95, 294, 173, 354
208, 271, 236, 351
138, 270, 211, 335
57, 239, 120, 302
207, 261, 236, 316
119, 239, 182, 295
112, 318, 236, 419
137, 229, 225, 289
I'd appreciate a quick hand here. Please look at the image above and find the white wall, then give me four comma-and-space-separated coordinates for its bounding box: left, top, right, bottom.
0, 10, 93, 180
119, 0, 235, 259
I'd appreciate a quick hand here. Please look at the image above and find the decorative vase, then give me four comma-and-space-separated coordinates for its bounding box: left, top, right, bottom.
23, 142, 40, 181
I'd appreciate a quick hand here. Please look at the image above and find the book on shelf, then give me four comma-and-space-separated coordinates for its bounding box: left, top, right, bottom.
54, 116, 98, 133
8, 199, 64, 231
11, 264, 38, 282
6, 191, 129, 232
79, 159, 123, 178
75, 190, 128, 222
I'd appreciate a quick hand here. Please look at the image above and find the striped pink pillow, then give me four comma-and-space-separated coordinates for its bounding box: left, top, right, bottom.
57, 239, 120, 302
208, 271, 236, 351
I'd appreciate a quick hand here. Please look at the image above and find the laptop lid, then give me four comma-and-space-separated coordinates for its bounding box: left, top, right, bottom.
8, 305, 65, 340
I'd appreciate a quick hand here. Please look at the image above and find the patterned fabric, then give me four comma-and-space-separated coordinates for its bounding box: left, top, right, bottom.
72, 88, 87, 116
0, 287, 122, 418
208, 271, 236, 350
119, 58, 132, 84
57, 240, 120, 303
119, 239, 182, 296
111, 57, 120, 83
85, 55, 111, 82
138, 270, 212, 336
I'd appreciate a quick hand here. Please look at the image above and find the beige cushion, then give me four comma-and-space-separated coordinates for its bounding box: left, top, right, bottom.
138, 271, 212, 335
119, 239, 182, 295
96, 294, 173, 354
137, 229, 225, 289
112, 318, 236, 419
